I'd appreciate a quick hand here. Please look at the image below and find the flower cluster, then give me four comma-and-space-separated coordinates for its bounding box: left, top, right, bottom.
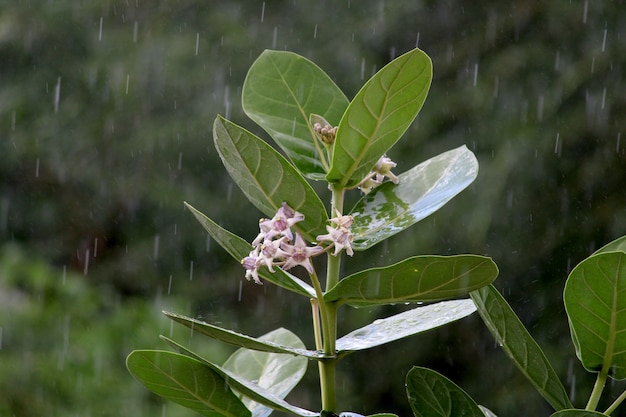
313, 122, 338, 145
316, 211, 354, 257
242, 202, 323, 284
358, 155, 399, 194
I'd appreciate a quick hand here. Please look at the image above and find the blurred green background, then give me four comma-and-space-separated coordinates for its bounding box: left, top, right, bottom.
1, 1, 625, 416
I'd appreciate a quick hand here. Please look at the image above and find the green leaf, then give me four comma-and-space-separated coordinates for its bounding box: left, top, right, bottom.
593, 235, 626, 255
161, 336, 319, 417
335, 299, 475, 354
405, 366, 484, 417
213, 115, 328, 241
349, 145, 478, 250
242, 50, 349, 179
126, 350, 251, 417
163, 311, 325, 359
223, 328, 308, 417
326, 48, 432, 188
563, 251, 626, 379
550, 411, 608, 417
470, 285, 573, 410
184, 202, 315, 297
324, 255, 498, 307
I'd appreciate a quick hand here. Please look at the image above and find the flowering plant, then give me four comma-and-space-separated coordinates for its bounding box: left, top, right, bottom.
126, 48, 498, 416
126, 49, 626, 417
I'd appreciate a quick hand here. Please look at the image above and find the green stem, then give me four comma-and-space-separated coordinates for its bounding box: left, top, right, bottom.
605, 388, 626, 415
312, 184, 346, 414
586, 366, 609, 411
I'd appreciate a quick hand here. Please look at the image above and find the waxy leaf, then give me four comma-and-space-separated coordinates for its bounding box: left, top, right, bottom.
126, 350, 250, 417
223, 328, 308, 417
161, 336, 319, 417
324, 255, 498, 308
564, 251, 626, 379
326, 48, 432, 188
470, 285, 573, 410
335, 299, 475, 354
184, 202, 315, 297
242, 50, 349, 179
213, 115, 328, 241
406, 366, 484, 417
164, 311, 325, 359
550, 411, 608, 417
350, 145, 478, 250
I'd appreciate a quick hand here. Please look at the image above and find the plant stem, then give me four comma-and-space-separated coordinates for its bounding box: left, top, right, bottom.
586, 366, 609, 411
312, 184, 346, 413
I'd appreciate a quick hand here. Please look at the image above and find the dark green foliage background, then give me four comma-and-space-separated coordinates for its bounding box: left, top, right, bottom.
1, 1, 625, 416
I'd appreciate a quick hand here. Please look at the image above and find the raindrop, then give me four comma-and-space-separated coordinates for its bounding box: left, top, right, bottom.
238, 280, 243, 302
582, 0, 588, 24
99, 16, 104, 41
313, 24, 318, 39
35, 158, 40, 178
272, 26, 278, 49
195, 32, 200, 55
360, 57, 366, 80
54, 76, 61, 113
205, 235, 211, 252
537, 95, 545, 121
125, 74, 130, 94
62, 265, 67, 285
226, 182, 233, 202
84, 249, 90, 275
178, 152, 182, 170
601, 87, 606, 110
472, 63, 478, 87
602, 27, 607, 52
616, 132, 621, 153
174, 223, 177, 235
133, 21, 138, 42
93, 237, 98, 258
189, 260, 194, 280
167, 275, 173, 295
591, 57, 595, 73
153, 234, 160, 260
260, 2, 265, 22
554, 50, 560, 71
224, 85, 230, 119
415, 32, 420, 48
554, 132, 562, 156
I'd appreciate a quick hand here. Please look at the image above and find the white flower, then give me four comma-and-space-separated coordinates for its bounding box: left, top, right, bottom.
280, 233, 323, 273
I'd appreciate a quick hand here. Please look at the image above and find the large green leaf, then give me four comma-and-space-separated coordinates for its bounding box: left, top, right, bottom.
161, 336, 319, 417
550, 411, 608, 417
164, 311, 325, 359
324, 255, 497, 308
242, 50, 349, 180
470, 285, 573, 410
326, 48, 432, 188
223, 328, 308, 417
564, 251, 626, 379
349, 145, 478, 250
213, 115, 328, 241
335, 299, 475, 354
405, 366, 484, 417
184, 202, 315, 297
126, 350, 251, 417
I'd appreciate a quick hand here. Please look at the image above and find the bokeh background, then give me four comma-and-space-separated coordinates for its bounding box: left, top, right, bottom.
1, 1, 625, 416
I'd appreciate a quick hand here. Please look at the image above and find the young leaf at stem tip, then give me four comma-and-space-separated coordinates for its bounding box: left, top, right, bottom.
326, 48, 433, 188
